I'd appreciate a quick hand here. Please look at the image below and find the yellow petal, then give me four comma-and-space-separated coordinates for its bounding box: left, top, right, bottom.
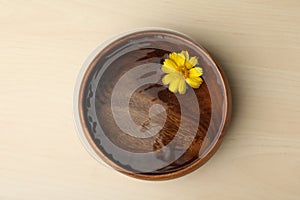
162, 74, 173, 85
163, 59, 177, 70
189, 67, 203, 77
169, 52, 178, 62
162, 65, 176, 74
178, 79, 187, 94
169, 52, 185, 67
181, 50, 189, 61
189, 56, 198, 66
186, 77, 203, 88
168, 78, 180, 93
186, 56, 198, 69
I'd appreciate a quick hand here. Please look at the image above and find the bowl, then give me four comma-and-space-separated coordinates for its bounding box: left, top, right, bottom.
73, 28, 231, 180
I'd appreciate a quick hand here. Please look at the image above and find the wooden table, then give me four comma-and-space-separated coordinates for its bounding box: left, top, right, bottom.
1, 0, 299, 199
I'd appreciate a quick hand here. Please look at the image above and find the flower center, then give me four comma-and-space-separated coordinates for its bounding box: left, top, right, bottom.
178, 66, 189, 79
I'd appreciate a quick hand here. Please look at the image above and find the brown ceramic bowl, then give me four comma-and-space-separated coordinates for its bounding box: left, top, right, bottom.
74, 28, 231, 180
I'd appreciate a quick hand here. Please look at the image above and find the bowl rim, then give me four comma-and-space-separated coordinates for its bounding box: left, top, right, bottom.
73, 27, 232, 180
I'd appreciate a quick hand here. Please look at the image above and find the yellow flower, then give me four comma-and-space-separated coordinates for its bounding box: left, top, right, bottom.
161, 51, 203, 94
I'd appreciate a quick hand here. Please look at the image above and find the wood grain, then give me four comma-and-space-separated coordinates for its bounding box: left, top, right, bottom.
0, 0, 299, 199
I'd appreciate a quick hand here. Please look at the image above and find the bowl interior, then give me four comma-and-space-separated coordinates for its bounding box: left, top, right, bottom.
78, 30, 230, 180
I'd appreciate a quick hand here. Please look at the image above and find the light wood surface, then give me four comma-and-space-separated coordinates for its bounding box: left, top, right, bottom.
1, 0, 299, 199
